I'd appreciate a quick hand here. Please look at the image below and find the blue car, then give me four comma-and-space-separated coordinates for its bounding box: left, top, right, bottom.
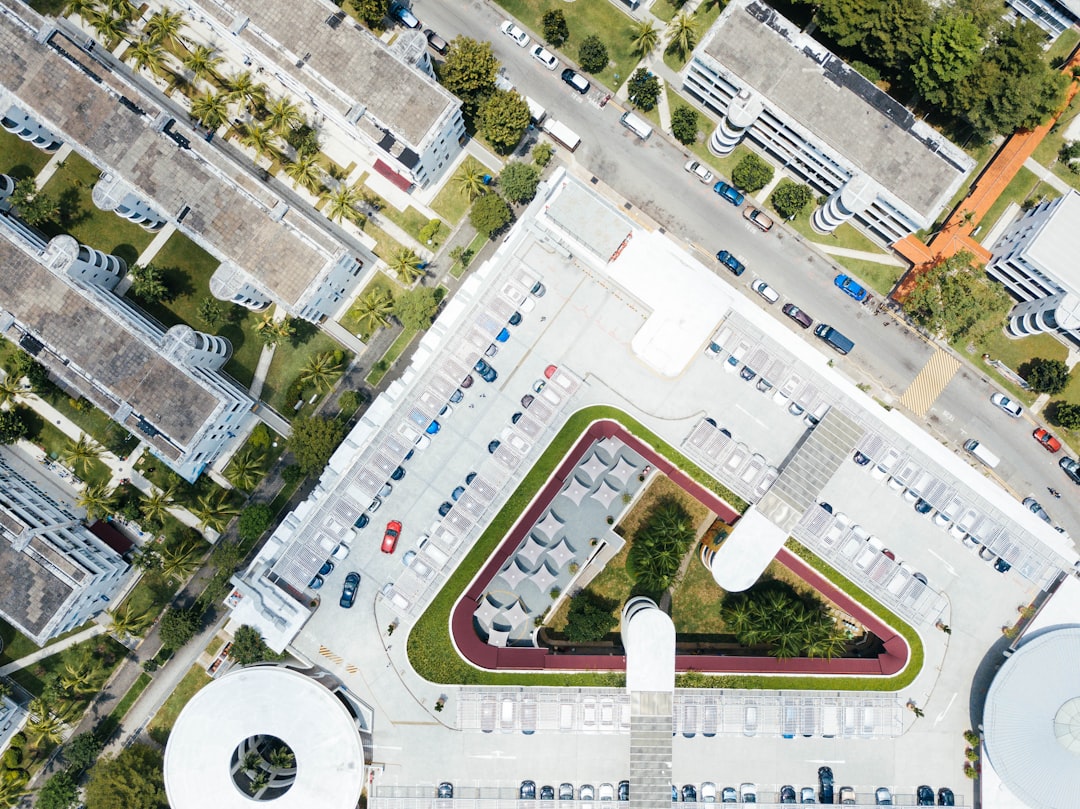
426, 420, 441, 435
713, 181, 745, 206
716, 250, 746, 277
834, 274, 868, 302
474, 359, 498, 382
496, 327, 510, 343
339, 572, 360, 608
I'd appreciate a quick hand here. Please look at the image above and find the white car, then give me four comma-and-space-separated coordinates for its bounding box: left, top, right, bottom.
530, 44, 559, 70
684, 159, 714, 184
500, 19, 530, 47
990, 391, 1023, 418
750, 278, 780, 304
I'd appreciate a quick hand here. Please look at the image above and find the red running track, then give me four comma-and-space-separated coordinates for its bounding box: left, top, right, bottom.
449, 420, 910, 677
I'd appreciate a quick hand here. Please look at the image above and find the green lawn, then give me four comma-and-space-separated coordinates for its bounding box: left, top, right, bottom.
131, 232, 263, 389
339, 272, 402, 339
260, 329, 352, 417
26, 0, 68, 14
975, 167, 1039, 232
108, 672, 152, 722
367, 191, 444, 247
669, 556, 727, 634
450, 232, 488, 279
363, 218, 407, 260
0, 128, 52, 180
0, 619, 46, 666
783, 207, 888, 254
651, 0, 679, 22
39, 153, 154, 266
492, 0, 640, 89
9, 635, 127, 698
1032, 89, 1080, 193
963, 329, 1068, 406
119, 570, 179, 624
147, 664, 210, 745
29, 419, 113, 486
46, 393, 124, 451
431, 164, 476, 225
834, 256, 905, 298
1047, 29, 1080, 66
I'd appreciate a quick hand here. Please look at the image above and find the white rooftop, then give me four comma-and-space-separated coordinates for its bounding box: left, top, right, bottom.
1026, 191, 1080, 292
164, 666, 364, 809
623, 603, 676, 692
708, 508, 789, 592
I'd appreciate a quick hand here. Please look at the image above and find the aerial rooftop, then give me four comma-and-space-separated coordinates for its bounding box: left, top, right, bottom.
700, 0, 971, 218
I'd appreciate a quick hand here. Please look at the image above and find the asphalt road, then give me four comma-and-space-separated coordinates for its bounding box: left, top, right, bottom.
413, 0, 1080, 542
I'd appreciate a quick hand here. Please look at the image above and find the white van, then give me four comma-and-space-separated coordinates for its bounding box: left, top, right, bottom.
964, 438, 1000, 469
524, 95, 547, 125
543, 118, 581, 152
619, 110, 653, 140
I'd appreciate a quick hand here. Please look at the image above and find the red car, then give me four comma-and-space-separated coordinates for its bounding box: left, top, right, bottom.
1034, 428, 1063, 453
381, 520, 402, 554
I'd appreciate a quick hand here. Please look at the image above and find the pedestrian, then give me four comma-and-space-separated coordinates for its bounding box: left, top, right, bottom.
468, 403, 475, 409
540, 316, 547, 322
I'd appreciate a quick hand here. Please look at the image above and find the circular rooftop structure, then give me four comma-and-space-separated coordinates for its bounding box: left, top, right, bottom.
164, 665, 365, 809
984, 627, 1080, 809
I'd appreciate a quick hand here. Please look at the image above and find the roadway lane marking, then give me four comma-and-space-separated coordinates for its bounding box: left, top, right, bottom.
935, 693, 958, 725
926, 549, 958, 577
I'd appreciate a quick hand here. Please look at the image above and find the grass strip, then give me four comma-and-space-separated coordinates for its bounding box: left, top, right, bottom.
108, 672, 152, 722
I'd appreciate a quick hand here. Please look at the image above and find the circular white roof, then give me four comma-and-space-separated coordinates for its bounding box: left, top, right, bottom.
623, 598, 675, 692
984, 627, 1080, 809
164, 666, 365, 809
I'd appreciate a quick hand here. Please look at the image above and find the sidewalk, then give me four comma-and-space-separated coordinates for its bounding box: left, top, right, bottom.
813, 244, 907, 265
0, 623, 105, 677
1023, 157, 1073, 196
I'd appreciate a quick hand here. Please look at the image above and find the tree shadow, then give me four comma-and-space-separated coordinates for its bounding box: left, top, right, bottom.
154, 262, 195, 301
110, 243, 140, 266
56, 186, 87, 230
4, 164, 38, 181
287, 318, 318, 347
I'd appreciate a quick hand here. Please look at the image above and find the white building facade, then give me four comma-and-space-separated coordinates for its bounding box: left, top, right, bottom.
0, 452, 129, 645
987, 190, 1080, 341
1005, 0, 1079, 38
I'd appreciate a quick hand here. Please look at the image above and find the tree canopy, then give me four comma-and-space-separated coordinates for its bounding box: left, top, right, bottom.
499, 161, 541, 203
1025, 357, 1071, 394
479, 89, 531, 154
469, 192, 512, 238
237, 503, 273, 541
542, 9, 569, 46
731, 153, 774, 193
903, 251, 1011, 342
287, 414, 345, 474
628, 68, 661, 111
721, 579, 847, 659
769, 180, 813, 219
625, 499, 696, 593
563, 592, 619, 642
228, 624, 281, 666
1054, 401, 1080, 430
159, 607, 200, 651
670, 105, 698, 145
578, 35, 608, 73
439, 36, 498, 117
392, 287, 441, 332
84, 744, 167, 809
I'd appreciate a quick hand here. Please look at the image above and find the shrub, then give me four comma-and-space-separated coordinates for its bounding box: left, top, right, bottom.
532, 141, 554, 167
578, 35, 608, 74
563, 592, 618, 642
670, 105, 698, 145
418, 219, 442, 245
1054, 401, 1080, 430
499, 162, 540, 203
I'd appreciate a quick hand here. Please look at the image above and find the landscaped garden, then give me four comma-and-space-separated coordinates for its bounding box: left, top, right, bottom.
0, 128, 52, 180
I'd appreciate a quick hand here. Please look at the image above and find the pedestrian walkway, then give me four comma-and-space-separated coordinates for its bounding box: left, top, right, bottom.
1023, 157, 1074, 196
897, 349, 961, 417
248, 343, 276, 400
813, 243, 907, 265
322, 317, 369, 356
0, 623, 105, 676
34, 143, 73, 190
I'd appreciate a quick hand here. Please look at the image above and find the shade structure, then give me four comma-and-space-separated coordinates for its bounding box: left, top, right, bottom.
546, 537, 576, 568
608, 457, 638, 485
591, 480, 622, 509
535, 510, 565, 539
497, 559, 529, 589
487, 627, 511, 647
474, 595, 499, 628
579, 453, 609, 483
501, 599, 531, 631
531, 562, 559, 594
518, 535, 549, 568
596, 436, 625, 462
561, 476, 592, 506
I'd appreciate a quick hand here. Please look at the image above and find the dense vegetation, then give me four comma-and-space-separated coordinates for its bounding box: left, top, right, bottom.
721, 579, 848, 659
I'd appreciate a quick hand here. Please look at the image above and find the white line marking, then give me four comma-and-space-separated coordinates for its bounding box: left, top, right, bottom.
926, 549, 958, 577
935, 693, 958, 725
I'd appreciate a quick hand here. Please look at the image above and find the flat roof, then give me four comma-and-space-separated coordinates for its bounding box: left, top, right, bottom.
0, 232, 221, 446
0, 537, 73, 637
1027, 190, 1080, 289
624, 603, 675, 692
0, 14, 343, 309
200, 0, 459, 147
699, 0, 970, 217
164, 666, 365, 809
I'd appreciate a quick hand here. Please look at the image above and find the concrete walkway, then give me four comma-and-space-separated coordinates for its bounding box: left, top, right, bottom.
34, 143, 73, 190
0, 623, 105, 676
1023, 157, 1074, 196
813, 243, 908, 265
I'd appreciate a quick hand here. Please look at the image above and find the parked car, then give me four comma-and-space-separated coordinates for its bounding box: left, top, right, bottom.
559, 784, 574, 801
739, 784, 757, 804
1061, 456, 1080, 484
531, 44, 559, 70
817, 767, 834, 804
392, 3, 420, 29
438, 501, 452, 516
520, 780, 537, 800
339, 571, 360, 607
780, 786, 796, 803
716, 250, 746, 276
496, 327, 511, 343
509, 311, 523, 326
681, 785, 697, 802
838, 787, 855, 805
720, 787, 737, 803
1034, 427, 1062, 452
580, 785, 595, 801
618, 781, 629, 802
560, 68, 590, 94
354, 513, 370, 530
437, 783, 454, 799
1023, 496, 1052, 523
598, 784, 614, 801
381, 520, 402, 554
449, 388, 464, 403
783, 303, 813, 329
751, 278, 780, 303
331, 543, 350, 561
875, 788, 892, 805
391, 465, 406, 481
801, 787, 817, 804
540, 786, 556, 800
684, 159, 714, 184
424, 29, 448, 54
308, 574, 324, 590
834, 274, 868, 302
451, 485, 465, 501
488, 439, 501, 454
743, 206, 774, 232
713, 181, 745, 206
916, 786, 934, 806
426, 420, 441, 435
500, 19, 530, 47
937, 788, 954, 806
990, 391, 1023, 417
474, 359, 498, 382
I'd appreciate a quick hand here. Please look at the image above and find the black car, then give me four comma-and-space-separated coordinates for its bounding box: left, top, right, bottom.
914, 498, 933, 514
451, 486, 465, 501
818, 767, 834, 804
391, 465, 406, 481
916, 786, 934, 806
339, 572, 360, 608
783, 302, 814, 329
520, 781, 537, 800
466, 471, 477, 485
936, 788, 954, 806
354, 513, 370, 530
308, 574, 324, 590
780, 786, 796, 804
740, 366, 757, 382
437, 782, 453, 799
540, 786, 555, 800
509, 311, 523, 326
488, 439, 501, 454
681, 785, 697, 802
512, 411, 523, 424
438, 501, 452, 516
618, 781, 629, 802
853, 450, 871, 466
424, 28, 448, 54
474, 359, 498, 382
995, 557, 1012, 573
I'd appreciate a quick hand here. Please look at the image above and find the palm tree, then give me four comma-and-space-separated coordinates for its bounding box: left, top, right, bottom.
667, 14, 698, 58
159, 537, 204, 582
89, 10, 128, 43
226, 449, 264, 491
0, 375, 23, 407
720, 598, 755, 639
140, 485, 175, 527
300, 352, 344, 393
182, 44, 224, 83
352, 290, 393, 333
253, 313, 294, 346
190, 91, 228, 131
226, 71, 268, 113
265, 96, 303, 134
128, 38, 167, 75
387, 247, 425, 284
77, 482, 115, 521
629, 19, 659, 58
454, 158, 488, 202
283, 153, 324, 194
0, 780, 28, 808
322, 183, 364, 224
59, 656, 101, 695
27, 699, 65, 746
62, 434, 102, 477
65, 0, 101, 22
103, 0, 136, 20
237, 122, 281, 163
193, 492, 240, 532
268, 745, 295, 770
143, 6, 185, 46
107, 603, 154, 640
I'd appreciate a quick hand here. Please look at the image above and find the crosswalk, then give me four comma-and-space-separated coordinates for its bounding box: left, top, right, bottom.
898, 350, 960, 416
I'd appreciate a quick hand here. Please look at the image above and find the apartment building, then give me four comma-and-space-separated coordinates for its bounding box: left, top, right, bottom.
0, 451, 129, 646
683, 0, 974, 245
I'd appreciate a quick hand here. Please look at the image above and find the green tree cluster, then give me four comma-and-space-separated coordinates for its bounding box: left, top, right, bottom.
238, 503, 274, 542
563, 592, 619, 642
499, 162, 541, 203
532, 141, 554, 167
84, 744, 167, 809
625, 498, 696, 592
350, 0, 389, 28
731, 153, 774, 193
903, 251, 1011, 342
159, 607, 200, 651
228, 624, 282, 665
1054, 401, 1080, 430
438, 36, 499, 119
393, 287, 441, 331
720, 580, 847, 659
287, 414, 345, 474
627, 68, 661, 111
1025, 357, 1071, 395
479, 89, 531, 154
9, 177, 59, 226
127, 263, 171, 303
670, 105, 699, 145
542, 9, 569, 46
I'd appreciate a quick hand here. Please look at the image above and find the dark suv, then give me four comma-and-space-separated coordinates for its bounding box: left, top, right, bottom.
783, 303, 813, 329
1060, 456, 1080, 484
818, 766, 834, 804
